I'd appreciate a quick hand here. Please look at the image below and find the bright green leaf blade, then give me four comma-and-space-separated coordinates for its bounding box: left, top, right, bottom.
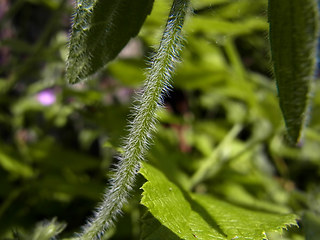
66, 0, 154, 84
268, 0, 319, 144
0, 150, 34, 178
140, 162, 227, 240
193, 194, 297, 240
140, 162, 297, 240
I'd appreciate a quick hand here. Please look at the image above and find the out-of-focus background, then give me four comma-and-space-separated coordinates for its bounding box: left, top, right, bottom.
1, 0, 320, 239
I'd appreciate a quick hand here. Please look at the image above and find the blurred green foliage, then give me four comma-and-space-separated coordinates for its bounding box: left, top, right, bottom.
0, 0, 320, 239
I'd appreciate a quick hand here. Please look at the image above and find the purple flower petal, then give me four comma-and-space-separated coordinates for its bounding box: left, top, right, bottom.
36, 89, 56, 106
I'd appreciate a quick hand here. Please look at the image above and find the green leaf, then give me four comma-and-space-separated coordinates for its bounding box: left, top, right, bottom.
140, 162, 297, 240
0, 150, 34, 178
30, 218, 66, 240
140, 162, 226, 240
193, 194, 296, 240
12, 218, 67, 240
268, 0, 319, 144
66, 0, 154, 84
141, 212, 181, 240
185, 17, 268, 37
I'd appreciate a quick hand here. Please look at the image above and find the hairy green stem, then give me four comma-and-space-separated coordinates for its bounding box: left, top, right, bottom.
78, 0, 190, 239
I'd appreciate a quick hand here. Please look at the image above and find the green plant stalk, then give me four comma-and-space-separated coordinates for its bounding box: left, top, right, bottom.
78, 0, 190, 239
189, 124, 242, 189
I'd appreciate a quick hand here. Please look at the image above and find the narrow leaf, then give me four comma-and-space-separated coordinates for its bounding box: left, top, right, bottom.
0, 151, 34, 178
66, 0, 154, 84
140, 162, 297, 240
268, 0, 319, 144
31, 218, 66, 240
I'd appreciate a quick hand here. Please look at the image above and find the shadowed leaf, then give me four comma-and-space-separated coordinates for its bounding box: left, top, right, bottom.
66, 0, 154, 84
268, 0, 319, 144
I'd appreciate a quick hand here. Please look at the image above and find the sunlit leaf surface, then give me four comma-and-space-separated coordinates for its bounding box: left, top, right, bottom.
140, 162, 297, 240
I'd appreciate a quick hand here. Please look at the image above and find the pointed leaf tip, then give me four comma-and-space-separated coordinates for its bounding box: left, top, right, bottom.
268, 0, 319, 145
66, 0, 154, 84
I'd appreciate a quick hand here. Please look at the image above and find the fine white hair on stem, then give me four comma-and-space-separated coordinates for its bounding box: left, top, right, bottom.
77, 0, 191, 239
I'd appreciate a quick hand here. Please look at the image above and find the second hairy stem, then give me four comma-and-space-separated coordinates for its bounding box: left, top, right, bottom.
78, 0, 191, 239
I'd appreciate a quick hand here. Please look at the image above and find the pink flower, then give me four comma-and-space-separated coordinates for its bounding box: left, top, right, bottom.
36, 89, 56, 106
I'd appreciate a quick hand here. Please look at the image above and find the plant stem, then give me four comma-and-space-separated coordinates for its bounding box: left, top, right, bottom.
78, 0, 190, 239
